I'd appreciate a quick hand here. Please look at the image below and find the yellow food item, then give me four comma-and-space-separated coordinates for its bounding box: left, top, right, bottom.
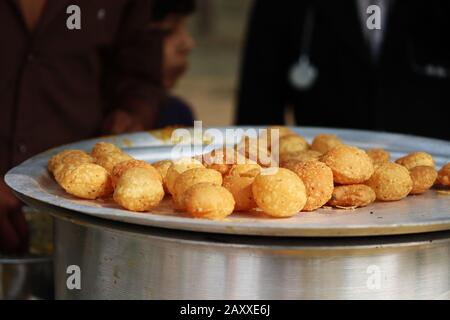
111, 160, 161, 188
184, 183, 235, 220
228, 163, 261, 177
395, 152, 435, 170
252, 168, 307, 217
91, 142, 122, 158
201, 148, 249, 175
276, 134, 309, 158
366, 149, 390, 168
328, 185, 376, 208
280, 150, 322, 166
165, 158, 204, 195
311, 134, 343, 154
286, 160, 334, 211
58, 163, 113, 199
173, 168, 223, 210
409, 166, 438, 195
223, 175, 257, 211
365, 163, 413, 201
153, 160, 174, 192
113, 167, 164, 212
437, 163, 450, 186
48, 150, 94, 182
236, 136, 275, 167
320, 145, 374, 184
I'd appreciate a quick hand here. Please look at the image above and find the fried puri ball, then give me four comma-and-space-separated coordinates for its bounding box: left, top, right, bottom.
252, 168, 307, 217
48, 150, 95, 182
275, 134, 310, 158
365, 163, 413, 201
259, 126, 295, 149
111, 160, 162, 188
113, 167, 164, 212
437, 163, 450, 186
58, 163, 113, 200
223, 174, 257, 211
184, 183, 235, 220
202, 148, 247, 175
366, 149, 390, 168
91, 142, 122, 158
165, 158, 204, 195
280, 150, 322, 164
173, 168, 223, 210
409, 166, 438, 195
152, 160, 174, 192
328, 185, 376, 208
236, 136, 275, 167
228, 163, 261, 177
94, 152, 134, 174
287, 160, 334, 211
395, 152, 435, 170
320, 145, 374, 185
311, 134, 343, 154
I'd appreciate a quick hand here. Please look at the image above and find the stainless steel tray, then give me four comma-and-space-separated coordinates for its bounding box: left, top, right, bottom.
5, 127, 450, 237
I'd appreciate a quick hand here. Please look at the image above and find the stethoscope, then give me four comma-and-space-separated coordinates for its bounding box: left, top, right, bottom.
289, 6, 318, 90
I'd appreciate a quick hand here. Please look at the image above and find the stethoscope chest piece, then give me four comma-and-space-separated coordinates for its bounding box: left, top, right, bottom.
289, 55, 318, 90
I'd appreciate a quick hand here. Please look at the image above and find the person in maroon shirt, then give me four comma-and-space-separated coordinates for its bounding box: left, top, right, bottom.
0, 0, 166, 253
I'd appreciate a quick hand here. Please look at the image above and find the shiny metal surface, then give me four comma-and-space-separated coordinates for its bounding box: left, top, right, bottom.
5, 127, 450, 237
48, 204, 450, 300
0, 255, 53, 300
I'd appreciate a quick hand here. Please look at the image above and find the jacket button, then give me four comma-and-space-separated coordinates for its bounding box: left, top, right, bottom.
97, 9, 106, 20
18, 144, 27, 154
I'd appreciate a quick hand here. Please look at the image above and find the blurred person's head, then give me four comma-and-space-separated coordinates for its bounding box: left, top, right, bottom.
151, 0, 196, 89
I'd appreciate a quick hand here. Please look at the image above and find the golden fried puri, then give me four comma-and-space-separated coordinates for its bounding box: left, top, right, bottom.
58, 163, 113, 199
276, 134, 309, 158
113, 167, 164, 212
320, 145, 374, 184
111, 160, 161, 188
165, 158, 204, 195
311, 134, 343, 154
395, 152, 435, 170
409, 166, 438, 195
280, 150, 322, 166
152, 160, 174, 192
91, 142, 122, 158
223, 175, 257, 211
48, 150, 94, 182
91, 142, 133, 173
228, 163, 261, 177
173, 168, 223, 210
236, 136, 274, 167
286, 160, 334, 211
365, 163, 413, 201
184, 183, 235, 220
366, 149, 390, 168
328, 185, 376, 208
252, 168, 307, 217
201, 148, 248, 175
437, 163, 450, 186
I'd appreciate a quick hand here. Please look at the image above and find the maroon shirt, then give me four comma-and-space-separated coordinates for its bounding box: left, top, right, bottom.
0, 0, 165, 176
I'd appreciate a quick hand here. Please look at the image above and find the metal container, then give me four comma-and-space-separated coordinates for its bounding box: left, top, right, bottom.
5, 127, 450, 299
0, 255, 53, 300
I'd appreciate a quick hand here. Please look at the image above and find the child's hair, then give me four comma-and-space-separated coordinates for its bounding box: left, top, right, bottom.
151, 0, 196, 22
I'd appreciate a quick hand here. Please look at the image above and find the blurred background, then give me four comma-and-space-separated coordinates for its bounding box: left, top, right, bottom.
174, 0, 253, 126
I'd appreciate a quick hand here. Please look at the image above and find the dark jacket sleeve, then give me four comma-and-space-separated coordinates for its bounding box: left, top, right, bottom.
235, 0, 292, 125
108, 0, 166, 128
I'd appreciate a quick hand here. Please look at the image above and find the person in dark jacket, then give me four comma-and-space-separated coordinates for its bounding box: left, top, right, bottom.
236, 0, 450, 141
0, 0, 164, 253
